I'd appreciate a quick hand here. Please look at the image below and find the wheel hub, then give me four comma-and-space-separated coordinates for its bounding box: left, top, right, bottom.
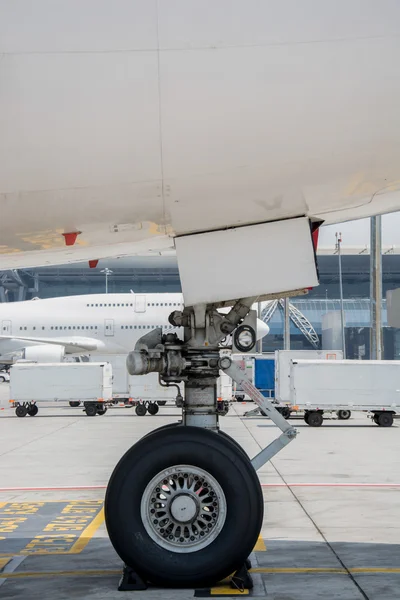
170, 494, 198, 523
140, 465, 226, 553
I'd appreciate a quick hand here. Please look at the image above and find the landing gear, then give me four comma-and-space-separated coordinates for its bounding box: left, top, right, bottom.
106, 298, 298, 588
147, 402, 159, 416
105, 426, 263, 587
337, 410, 351, 420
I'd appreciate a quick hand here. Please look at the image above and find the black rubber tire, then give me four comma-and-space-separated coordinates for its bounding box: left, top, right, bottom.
85, 404, 97, 417
373, 414, 380, 425
16, 405, 27, 418
0, 376, 5, 383
377, 412, 394, 427
27, 404, 38, 417
135, 403, 147, 417
337, 410, 351, 420
69, 401, 81, 408
157, 401, 167, 406
105, 426, 263, 588
304, 412, 310, 425
277, 407, 291, 420
97, 408, 107, 416
147, 402, 159, 416
307, 412, 323, 427
142, 423, 249, 459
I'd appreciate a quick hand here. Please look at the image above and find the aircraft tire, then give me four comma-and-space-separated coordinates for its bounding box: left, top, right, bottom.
105, 425, 263, 588
142, 423, 248, 458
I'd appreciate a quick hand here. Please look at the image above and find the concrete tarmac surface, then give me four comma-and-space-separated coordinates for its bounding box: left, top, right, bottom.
0, 384, 399, 599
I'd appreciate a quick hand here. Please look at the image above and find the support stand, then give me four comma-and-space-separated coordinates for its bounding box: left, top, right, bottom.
118, 565, 148, 591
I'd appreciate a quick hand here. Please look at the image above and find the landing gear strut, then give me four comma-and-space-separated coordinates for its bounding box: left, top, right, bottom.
105, 299, 298, 587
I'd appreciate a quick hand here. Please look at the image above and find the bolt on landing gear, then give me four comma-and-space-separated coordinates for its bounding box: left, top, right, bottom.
105, 299, 298, 588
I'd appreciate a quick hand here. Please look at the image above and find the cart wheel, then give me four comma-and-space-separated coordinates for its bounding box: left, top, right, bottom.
307, 412, 323, 427
373, 414, 380, 425
147, 402, 159, 416
135, 403, 147, 417
337, 410, 351, 420
85, 404, 98, 417
377, 412, 394, 427
69, 401, 81, 408
97, 407, 107, 416
16, 405, 28, 418
27, 404, 38, 417
304, 412, 310, 424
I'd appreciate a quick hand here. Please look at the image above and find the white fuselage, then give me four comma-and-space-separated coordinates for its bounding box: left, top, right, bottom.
0, 293, 269, 360
1, 1, 400, 275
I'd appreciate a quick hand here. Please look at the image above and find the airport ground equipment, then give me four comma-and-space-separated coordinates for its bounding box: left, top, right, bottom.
290, 359, 400, 427
243, 350, 343, 417
93, 354, 179, 405
105, 299, 298, 588
9, 362, 112, 417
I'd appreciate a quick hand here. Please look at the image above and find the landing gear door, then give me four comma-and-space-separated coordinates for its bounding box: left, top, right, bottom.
1, 320, 12, 335
135, 295, 146, 313
104, 319, 114, 337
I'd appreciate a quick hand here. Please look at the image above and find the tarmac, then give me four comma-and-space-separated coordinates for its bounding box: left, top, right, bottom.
0, 383, 399, 599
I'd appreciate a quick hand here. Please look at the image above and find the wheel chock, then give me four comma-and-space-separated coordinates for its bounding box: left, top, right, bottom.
230, 562, 253, 592
118, 564, 148, 591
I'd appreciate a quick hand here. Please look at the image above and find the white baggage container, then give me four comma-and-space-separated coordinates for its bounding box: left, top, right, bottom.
275, 350, 343, 402
10, 362, 113, 417
289, 359, 400, 427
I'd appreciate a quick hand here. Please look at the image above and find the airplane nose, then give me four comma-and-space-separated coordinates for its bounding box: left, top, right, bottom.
256, 318, 270, 340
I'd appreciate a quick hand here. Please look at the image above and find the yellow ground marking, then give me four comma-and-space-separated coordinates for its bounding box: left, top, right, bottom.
0, 558, 11, 571
210, 586, 249, 595
1, 567, 400, 581
0, 569, 121, 579
253, 536, 267, 552
0, 503, 7, 510
67, 507, 105, 554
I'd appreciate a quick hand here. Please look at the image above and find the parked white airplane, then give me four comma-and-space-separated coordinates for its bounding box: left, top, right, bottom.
2, 0, 400, 589
0, 293, 269, 364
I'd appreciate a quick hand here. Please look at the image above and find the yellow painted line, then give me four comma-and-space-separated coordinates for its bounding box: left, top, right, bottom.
252, 567, 346, 574
253, 535, 266, 552
352, 568, 400, 574
67, 508, 104, 554
0, 503, 7, 510
210, 586, 249, 595
1, 567, 400, 581
0, 558, 11, 571
0, 569, 121, 580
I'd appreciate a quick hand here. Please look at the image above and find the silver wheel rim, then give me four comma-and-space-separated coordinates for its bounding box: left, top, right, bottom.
140, 464, 227, 553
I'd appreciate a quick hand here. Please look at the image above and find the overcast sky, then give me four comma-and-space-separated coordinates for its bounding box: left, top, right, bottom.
319, 211, 400, 248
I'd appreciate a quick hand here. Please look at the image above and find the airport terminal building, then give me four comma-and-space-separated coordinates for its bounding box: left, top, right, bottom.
1, 249, 400, 360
